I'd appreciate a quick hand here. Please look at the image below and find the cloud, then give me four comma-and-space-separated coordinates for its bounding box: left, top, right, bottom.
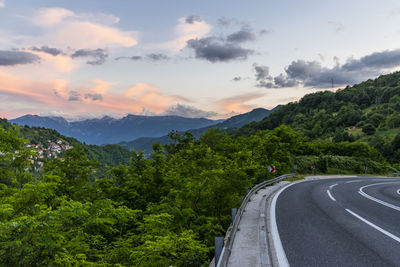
232, 76, 241, 82
259, 29, 269, 35
71, 48, 108, 65
217, 17, 233, 27
0, 50, 40, 66
217, 92, 265, 113
0, 1, 5, 8
84, 93, 103, 101
187, 37, 254, 62
146, 53, 169, 61
253, 64, 272, 81
44, 21, 137, 49
226, 27, 256, 43
115, 53, 169, 62
256, 49, 400, 88
26, 8, 138, 49
0, 70, 188, 119
28, 8, 120, 27
155, 16, 211, 51
29, 8, 75, 27
216, 17, 247, 28
68, 91, 81, 101
30, 46, 63, 56
161, 104, 217, 118
27, 49, 77, 72
115, 55, 142, 61
185, 15, 202, 24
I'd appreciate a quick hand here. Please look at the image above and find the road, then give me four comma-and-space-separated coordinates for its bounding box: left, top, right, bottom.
271, 177, 400, 267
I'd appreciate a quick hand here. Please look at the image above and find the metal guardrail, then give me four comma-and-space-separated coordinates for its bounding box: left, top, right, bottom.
216, 173, 296, 267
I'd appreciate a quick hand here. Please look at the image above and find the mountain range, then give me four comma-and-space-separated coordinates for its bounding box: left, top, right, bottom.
10, 115, 221, 145
118, 107, 279, 152
10, 107, 277, 146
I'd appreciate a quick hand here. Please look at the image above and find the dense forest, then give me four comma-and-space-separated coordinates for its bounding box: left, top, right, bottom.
237, 71, 400, 164
1, 72, 400, 265
0, 121, 396, 266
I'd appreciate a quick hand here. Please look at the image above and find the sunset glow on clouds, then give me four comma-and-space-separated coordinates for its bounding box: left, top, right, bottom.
1, 1, 400, 120
25, 8, 138, 49
0, 69, 185, 119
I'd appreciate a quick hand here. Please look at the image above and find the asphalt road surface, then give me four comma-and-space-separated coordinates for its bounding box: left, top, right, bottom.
272, 177, 400, 267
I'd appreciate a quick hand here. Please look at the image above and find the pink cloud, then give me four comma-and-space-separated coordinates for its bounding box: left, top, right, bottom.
25, 8, 138, 49
217, 92, 266, 114
45, 21, 137, 49
0, 70, 188, 119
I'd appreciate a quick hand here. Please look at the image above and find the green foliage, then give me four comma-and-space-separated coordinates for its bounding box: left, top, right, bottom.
235, 71, 400, 163
362, 124, 376, 135
0, 120, 396, 265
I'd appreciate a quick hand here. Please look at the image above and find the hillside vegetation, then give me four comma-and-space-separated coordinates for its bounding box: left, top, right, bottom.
1, 119, 131, 169
0, 121, 395, 266
237, 71, 400, 164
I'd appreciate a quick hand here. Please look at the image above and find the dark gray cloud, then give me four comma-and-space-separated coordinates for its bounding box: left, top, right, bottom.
115, 53, 169, 62
285, 60, 322, 80
253, 64, 272, 81
185, 15, 202, 24
84, 93, 103, 101
342, 49, 400, 71
232, 76, 241, 82
187, 37, 254, 63
146, 53, 169, 61
71, 48, 108, 65
273, 74, 299, 87
255, 49, 400, 88
0, 50, 40, 66
68, 91, 81, 101
115, 56, 142, 61
162, 104, 218, 118
227, 28, 256, 43
30, 46, 63, 56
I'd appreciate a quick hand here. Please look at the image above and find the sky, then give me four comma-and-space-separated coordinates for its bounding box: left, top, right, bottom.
1, 0, 400, 120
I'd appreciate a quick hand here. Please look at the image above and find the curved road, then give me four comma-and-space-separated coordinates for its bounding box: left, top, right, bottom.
272, 177, 400, 267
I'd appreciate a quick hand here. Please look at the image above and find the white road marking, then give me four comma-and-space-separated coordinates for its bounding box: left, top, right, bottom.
270, 183, 292, 267
345, 209, 400, 243
327, 190, 336, 201
397, 189, 400, 196
359, 182, 400, 212
329, 183, 338, 189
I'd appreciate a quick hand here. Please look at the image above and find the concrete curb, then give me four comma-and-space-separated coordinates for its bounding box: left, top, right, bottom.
259, 182, 290, 267
216, 174, 296, 267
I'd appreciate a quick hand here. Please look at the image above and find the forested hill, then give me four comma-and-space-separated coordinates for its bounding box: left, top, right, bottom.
119, 107, 277, 152
0, 118, 131, 168
236, 71, 400, 162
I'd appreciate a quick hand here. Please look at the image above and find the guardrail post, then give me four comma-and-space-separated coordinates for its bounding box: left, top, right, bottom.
215, 236, 224, 266
232, 208, 237, 222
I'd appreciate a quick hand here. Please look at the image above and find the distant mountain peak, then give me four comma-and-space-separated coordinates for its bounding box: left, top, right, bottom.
10, 113, 221, 145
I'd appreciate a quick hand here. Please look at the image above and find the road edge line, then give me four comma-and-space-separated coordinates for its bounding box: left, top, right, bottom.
269, 182, 298, 267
